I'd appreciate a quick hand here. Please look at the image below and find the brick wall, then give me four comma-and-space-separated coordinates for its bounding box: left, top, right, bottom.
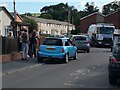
80, 14, 97, 33
80, 13, 105, 33
0, 36, 46, 62
105, 11, 120, 29
0, 52, 21, 62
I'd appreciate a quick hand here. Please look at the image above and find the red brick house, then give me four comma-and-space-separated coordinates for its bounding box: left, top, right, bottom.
80, 9, 120, 33
105, 9, 120, 29
80, 12, 105, 33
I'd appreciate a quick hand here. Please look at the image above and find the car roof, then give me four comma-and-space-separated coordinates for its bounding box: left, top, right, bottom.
72, 35, 87, 37
45, 37, 69, 40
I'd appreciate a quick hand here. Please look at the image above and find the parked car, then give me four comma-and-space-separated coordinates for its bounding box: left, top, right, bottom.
70, 35, 90, 53
108, 42, 120, 84
37, 37, 77, 63
84, 34, 92, 46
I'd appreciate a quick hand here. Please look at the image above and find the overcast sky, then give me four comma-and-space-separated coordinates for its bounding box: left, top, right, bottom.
0, 0, 119, 14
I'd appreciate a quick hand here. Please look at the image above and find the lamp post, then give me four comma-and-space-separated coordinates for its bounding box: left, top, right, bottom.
67, 9, 71, 36
13, 0, 16, 21
13, 0, 17, 37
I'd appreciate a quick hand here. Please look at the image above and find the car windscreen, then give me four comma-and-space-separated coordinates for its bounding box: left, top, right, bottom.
99, 27, 114, 34
74, 36, 86, 41
42, 38, 63, 46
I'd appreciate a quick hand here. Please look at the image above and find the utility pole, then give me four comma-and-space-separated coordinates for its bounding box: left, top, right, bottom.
13, 0, 17, 37
13, 0, 16, 21
67, 9, 71, 36
72, 16, 74, 30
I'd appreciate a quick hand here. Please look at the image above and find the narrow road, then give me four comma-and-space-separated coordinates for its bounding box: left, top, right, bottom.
2, 48, 119, 89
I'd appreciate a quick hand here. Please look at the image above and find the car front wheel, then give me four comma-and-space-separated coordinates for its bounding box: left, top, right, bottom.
87, 49, 90, 53
73, 51, 77, 60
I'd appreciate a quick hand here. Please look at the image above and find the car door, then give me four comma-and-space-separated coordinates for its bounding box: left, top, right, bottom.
65, 39, 76, 57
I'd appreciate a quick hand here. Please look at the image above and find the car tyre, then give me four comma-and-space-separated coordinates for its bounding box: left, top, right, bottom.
87, 49, 90, 53
109, 75, 117, 85
73, 51, 77, 60
37, 57, 43, 63
64, 53, 69, 63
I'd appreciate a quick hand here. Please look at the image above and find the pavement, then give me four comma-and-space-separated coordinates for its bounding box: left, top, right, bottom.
1, 57, 42, 76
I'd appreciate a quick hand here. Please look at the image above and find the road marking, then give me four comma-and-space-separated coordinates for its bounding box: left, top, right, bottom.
74, 77, 78, 80
97, 65, 100, 67
92, 67, 96, 69
1, 64, 42, 77
87, 70, 90, 72
64, 83, 72, 86
81, 73, 86, 75
69, 69, 86, 76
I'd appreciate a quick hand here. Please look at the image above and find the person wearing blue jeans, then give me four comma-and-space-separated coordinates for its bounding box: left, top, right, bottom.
22, 43, 29, 60
21, 29, 29, 60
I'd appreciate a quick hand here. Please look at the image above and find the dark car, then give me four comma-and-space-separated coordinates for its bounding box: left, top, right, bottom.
70, 35, 90, 53
108, 42, 120, 84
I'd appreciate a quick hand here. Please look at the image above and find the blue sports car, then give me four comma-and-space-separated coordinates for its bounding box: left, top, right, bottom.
37, 37, 77, 63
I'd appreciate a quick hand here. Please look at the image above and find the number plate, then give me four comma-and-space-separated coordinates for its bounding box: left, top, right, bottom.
46, 48, 56, 50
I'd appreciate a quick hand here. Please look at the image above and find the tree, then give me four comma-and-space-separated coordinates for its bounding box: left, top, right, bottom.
40, 3, 77, 22
39, 2, 99, 35
84, 2, 99, 14
39, 13, 53, 19
23, 17, 38, 33
102, 1, 120, 15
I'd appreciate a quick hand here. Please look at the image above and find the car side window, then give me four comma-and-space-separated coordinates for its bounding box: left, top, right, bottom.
69, 40, 73, 46
65, 40, 73, 46
65, 41, 69, 46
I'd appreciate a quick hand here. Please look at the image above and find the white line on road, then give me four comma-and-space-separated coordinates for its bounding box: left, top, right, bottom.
81, 73, 86, 75
74, 77, 79, 80
92, 67, 96, 69
1, 64, 42, 77
64, 83, 72, 86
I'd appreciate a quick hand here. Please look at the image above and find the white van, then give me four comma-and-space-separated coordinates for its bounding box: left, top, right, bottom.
87, 23, 115, 47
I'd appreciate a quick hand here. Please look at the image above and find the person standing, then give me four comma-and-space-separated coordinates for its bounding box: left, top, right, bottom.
29, 30, 37, 58
7, 32, 14, 39
21, 29, 29, 61
18, 31, 22, 53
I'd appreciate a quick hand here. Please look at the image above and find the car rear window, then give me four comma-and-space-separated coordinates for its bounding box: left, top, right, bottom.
74, 36, 86, 41
42, 38, 63, 46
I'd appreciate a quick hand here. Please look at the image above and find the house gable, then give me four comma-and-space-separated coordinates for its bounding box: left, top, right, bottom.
0, 6, 14, 36
0, 7, 14, 21
80, 12, 105, 33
